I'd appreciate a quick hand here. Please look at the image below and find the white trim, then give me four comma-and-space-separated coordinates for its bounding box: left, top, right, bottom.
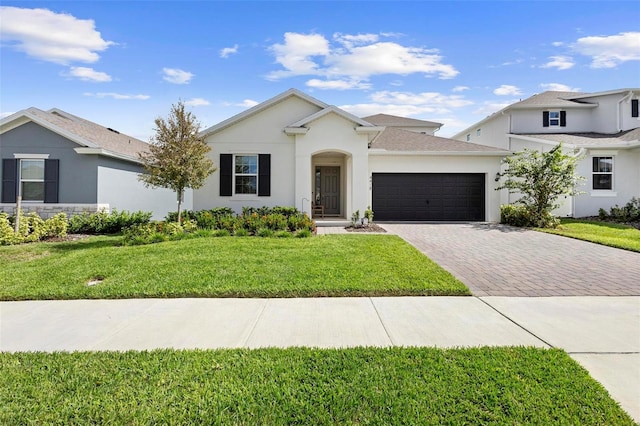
13, 153, 50, 159
368, 150, 508, 157
74, 147, 142, 164
590, 150, 619, 156
590, 191, 618, 197
284, 127, 308, 135
233, 154, 259, 196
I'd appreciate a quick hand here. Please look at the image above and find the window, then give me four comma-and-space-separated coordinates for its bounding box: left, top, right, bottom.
592, 157, 613, 190
476, 128, 481, 137
466, 133, 470, 142
219, 154, 270, 197
20, 159, 45, 201
543, 111, 566, 127
234, 155, 258, 194
632, 99, 639, 118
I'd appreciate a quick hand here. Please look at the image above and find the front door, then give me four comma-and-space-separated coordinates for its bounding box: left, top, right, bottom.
317, 166, 340, 215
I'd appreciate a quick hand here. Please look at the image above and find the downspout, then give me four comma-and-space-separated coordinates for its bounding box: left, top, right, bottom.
571, 147, 588, 218
617, 90, 633, 132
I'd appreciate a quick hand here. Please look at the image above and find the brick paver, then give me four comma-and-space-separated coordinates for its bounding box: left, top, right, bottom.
383, 223, 640, 297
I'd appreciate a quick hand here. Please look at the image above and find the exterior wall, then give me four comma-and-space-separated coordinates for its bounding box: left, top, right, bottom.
195, 96, 321, 213
293, 113, 370, 217
573, 148, 640, 217
97, 160, 192, 220
368, 154, 504, 222
576, 92, 640, 133
457, 114, 510, 149
510, 108, 593, 134
621, 95, 640, 131
0, 121, 98, 203
0, 203, 109, 219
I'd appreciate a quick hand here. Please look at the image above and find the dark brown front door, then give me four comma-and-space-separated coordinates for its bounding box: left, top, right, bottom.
318, 166, 340, 215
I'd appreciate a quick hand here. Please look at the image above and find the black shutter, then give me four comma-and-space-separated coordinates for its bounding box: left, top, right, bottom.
542, 111, 549, 127
1, 159, 18, 203
560, 111, 567, 127
258, 154, 271, 197
220, 154, 232, 196
632, 99, 639, 118
44, 159, 59, 203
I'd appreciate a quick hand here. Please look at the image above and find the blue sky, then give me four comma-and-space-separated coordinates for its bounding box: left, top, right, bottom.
1, 1, 639, 140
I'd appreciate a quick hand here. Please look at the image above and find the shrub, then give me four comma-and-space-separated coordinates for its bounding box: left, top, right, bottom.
500, 204, 559, 228
274, 230, 292, 238
597, 197, 640, 223
212, 229, 231, 237
256, 228, 274, 238
295, 229, 312, 238
45, 213, 68, 238
68, 209, 152, 234
234, 228, 249, 237
364, 206, 374, 223
0, 211, 68, 245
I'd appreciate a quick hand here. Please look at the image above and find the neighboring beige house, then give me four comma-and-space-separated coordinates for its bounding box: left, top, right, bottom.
453, 89, 640, 217
195, 88, 507, 222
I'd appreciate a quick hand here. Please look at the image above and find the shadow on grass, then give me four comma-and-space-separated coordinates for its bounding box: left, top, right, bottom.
561, 218, 638, 230
46, 235, 122, 253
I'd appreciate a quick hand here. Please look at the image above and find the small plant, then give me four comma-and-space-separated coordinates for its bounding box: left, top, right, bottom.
212, 229, 231, 237
234, 228, 250, 237
256, 228, 274, 238
274, 230, 292, 238
351, 210, 360, 226
364, 206, 374, 223
295, 229, 312, 238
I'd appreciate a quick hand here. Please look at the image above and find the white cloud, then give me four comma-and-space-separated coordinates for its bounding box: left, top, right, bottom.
340, 90, 473, 117
0, 6, 113, 64
0, 111, 15, 119
493, 85, 522, 96
184, 98, 210, 107
65, 66, 112, 82
306, 79, 371, 90
162, 68, 194, 84
84, 92, 150, 100
552, 41, 564, 47
540, 55, 575, 70
240, 99, 259, 108
539, 83, 581, 92
572, 31, 640, 68
452, 85, 469, 92
220, 44, 239, 58
266, 32, 458, 84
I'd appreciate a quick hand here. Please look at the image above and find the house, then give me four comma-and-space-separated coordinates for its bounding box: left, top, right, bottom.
453, 89, 640, 218
195, 88, 508, 222
0, 107, 189, 219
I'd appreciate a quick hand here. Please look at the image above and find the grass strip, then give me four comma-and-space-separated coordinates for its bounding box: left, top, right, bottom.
537, 219, 640, 252
0, 234, 469, 300
0, 347, 633, 425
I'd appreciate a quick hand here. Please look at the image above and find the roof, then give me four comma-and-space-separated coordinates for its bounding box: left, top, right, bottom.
0, 107, 150, 162
199, 88, 329, 137
362, 113, 442, 128
370, 127, 508, 154
512, 128, 640, 149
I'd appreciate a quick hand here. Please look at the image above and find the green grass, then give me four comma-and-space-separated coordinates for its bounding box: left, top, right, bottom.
0, 347, 633, 425
0, 234, 469, 300
537, 219, 640, 252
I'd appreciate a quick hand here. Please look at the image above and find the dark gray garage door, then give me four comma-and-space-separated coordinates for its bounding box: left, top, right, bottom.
372, 173, 485, 221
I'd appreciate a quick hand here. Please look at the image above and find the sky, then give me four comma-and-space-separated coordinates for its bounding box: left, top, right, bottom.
1, 1, 639, 141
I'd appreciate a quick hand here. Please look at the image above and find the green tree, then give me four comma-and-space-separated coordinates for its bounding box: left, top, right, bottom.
496, 143, 584, 228
139, 101, 216, 222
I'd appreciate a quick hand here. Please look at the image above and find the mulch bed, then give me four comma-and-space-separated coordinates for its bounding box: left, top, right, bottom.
344, 223, 387, 233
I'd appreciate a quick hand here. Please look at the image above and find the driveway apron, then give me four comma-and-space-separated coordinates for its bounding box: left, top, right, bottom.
383, 223, 640, 297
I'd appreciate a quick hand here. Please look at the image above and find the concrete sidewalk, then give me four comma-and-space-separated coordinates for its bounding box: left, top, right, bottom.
1, 296, 638, 421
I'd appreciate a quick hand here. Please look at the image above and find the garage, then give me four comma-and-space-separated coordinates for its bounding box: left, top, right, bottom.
372, 173, 485, 221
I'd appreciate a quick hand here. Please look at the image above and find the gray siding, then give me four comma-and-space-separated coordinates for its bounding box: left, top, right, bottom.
0, 122, 98, 203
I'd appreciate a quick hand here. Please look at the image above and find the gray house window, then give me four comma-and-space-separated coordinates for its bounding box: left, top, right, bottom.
234, 155, 258, 195
20, 159, 45, 201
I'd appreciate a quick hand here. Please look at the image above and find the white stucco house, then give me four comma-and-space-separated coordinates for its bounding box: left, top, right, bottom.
453, 88, 640, 218
195, 88, 508, 222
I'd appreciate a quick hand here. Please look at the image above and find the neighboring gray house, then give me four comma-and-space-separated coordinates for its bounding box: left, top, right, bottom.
453, 89, 640, 217
0, 107, 189, 219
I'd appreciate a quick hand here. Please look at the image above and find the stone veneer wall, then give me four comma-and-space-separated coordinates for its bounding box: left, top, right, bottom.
0, 204, 110, 219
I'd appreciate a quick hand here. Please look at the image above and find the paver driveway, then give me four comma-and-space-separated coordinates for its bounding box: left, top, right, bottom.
383, 223, 640, 297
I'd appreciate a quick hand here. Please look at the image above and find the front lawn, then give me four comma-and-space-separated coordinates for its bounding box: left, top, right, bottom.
537, 219, 640, 252
0, 234, 469, 300
0, 347, 633, 425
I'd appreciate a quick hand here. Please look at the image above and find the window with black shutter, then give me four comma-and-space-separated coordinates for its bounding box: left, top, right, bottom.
632, 99, 639, 118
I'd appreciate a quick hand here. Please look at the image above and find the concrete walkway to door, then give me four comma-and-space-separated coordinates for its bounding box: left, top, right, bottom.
382, 223, 640, 297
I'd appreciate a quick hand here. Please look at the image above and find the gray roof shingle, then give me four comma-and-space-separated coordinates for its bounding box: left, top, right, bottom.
515, 128, 640, 148
370, 127, 507, 152
22, 107, 151, 158
363, 113, 442, 128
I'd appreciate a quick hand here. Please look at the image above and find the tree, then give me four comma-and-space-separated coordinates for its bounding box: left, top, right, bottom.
496, 143, 584, 228
139, 101, 216, 223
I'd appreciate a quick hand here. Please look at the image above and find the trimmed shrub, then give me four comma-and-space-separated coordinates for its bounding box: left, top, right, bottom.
295, 229, 312, 238
0, 212, 69, 245
500, 204, 559, 228
256, 228, 274, 238
68, 209, 152, 234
